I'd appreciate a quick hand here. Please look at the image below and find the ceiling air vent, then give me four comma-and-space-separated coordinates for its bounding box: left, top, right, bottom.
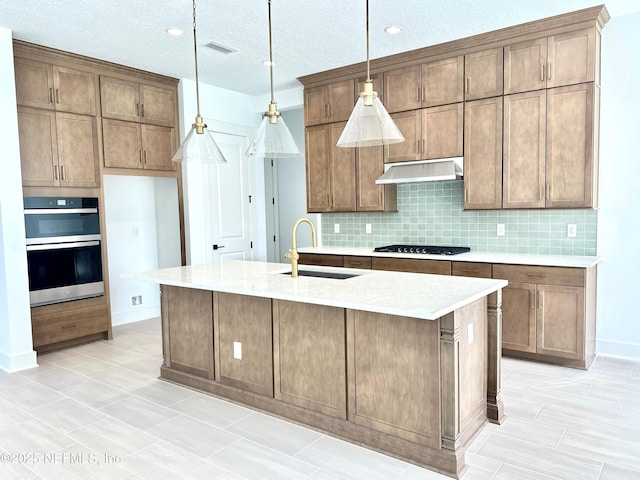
204, 41, 237, 55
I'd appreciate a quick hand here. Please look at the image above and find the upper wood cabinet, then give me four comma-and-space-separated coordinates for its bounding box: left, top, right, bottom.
383, 56, 464, 113
387, 103, 463, 163
504, 28, 597, 95
14, 57, 97, 115
100, 76, 176, 127
465, 48, 504, 101
356, 146, 397, 212
18, 107, 100, 188
503, 83, 598, 209
102, 119, 176, 172
304, 80, 354, 126
305, 122, 356, 212
463, 97, 503, 210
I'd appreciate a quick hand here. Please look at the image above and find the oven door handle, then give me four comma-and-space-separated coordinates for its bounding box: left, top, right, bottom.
24, 208, 98, 215
27, 240, 100, 251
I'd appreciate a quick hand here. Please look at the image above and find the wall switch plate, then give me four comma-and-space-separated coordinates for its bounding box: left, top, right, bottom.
365, 224, 372, 234
233, 341, 242, 360
567, 224, 577, 238
334, 223, 340, 234
497, 224, 505, 236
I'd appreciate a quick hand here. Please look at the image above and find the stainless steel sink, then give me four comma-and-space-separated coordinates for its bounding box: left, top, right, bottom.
281, 269, 360, 280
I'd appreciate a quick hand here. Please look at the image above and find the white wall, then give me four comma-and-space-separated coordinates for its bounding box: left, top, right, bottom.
103, 175, 181, 326
0, 27, 37, 372
596, 12, 640, 358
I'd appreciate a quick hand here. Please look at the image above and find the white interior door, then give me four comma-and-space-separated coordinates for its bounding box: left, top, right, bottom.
205, 131, 253, 263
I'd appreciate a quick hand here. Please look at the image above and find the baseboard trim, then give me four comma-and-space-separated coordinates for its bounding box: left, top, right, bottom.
0, 348, 38, 372
596, 339, 640, 360
111, 305, 160, 327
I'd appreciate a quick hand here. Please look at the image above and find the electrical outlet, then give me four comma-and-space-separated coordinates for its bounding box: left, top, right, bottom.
334, 223, 340, 234
130, 294, 142, 307
497, 224, 505, 236
365, 224, 372, 234
132, 225, 140, 237
567, 224, 577, 238
233, 341, 242, 360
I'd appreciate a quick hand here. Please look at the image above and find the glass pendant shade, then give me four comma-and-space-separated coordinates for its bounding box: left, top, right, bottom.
246, 113, 302, 158
172, 123, 227, 164
336, 89, 405, 147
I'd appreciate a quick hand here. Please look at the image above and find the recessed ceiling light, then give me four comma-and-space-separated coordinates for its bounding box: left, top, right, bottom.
166, 27, 184, 37
384, 26, 401, 35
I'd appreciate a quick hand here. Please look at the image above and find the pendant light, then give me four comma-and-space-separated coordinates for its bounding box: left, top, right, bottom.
336, 0, 404, 148
245, 0, 302, 158
172, 0, 227, 164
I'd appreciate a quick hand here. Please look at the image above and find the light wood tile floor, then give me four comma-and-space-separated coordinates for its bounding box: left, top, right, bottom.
1, 318, 639, 479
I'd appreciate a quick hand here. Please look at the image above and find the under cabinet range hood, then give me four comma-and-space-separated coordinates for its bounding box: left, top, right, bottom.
375, 158, 463, 184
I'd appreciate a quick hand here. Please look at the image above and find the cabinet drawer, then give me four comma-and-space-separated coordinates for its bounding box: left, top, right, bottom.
298, 253, 344, 267
452, 262, 492, 278
493, 264, 584, 287
372, 257, 451, 275
31, 304, 109, 347
343, 256, 372, 269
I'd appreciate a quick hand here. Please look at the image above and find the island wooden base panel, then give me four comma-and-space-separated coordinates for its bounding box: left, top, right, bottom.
160, 365, 477, 479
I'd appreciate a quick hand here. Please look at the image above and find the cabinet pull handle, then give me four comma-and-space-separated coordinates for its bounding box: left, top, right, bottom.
530, 291, 535, 309
462, 269, 479, 273
421, 86, 425, 102
140, 104, 145, 117
49, 87, 54, 103
60, 165, 65, 180
416, 86, 421, 102
136, 103, 140, 116
538, 291, 543, 309
328, 104, 332, 118
546, 183, 551, 200
464, 188, 468, 203
61, 323, 76, 329
55, 88, 60, 104
54, 165, 58, 180
540, 63, 545, 82
140, 150, 143, 165
527, 273, 546, 277
548, 62, 552, 80
465, 77, 469, 93
417, 139, 420, 154
324, 104, 328, 118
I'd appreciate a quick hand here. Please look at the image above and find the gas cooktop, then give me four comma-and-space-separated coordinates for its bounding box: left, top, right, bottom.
374, 245, 471, 256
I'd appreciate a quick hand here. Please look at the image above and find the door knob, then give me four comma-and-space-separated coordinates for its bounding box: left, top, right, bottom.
212, 244, 225, 250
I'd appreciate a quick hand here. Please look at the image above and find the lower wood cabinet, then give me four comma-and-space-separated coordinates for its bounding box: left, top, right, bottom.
214, 293, 273, 396
161, 285, 214, 379
372, 257, 451, 275
31, 297, 110, 352
298, 253, 344, 267
493, 264, 594, 368
273, 300, 346, 418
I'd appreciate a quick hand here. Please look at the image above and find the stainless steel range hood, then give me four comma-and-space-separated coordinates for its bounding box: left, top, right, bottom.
375, 158, 463, 184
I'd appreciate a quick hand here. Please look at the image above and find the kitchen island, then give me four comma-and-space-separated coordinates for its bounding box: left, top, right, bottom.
131, 260, 507, 478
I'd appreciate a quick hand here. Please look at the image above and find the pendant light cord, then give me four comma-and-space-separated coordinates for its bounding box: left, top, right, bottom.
366, 0, 371, 82
192, 0, 202, 118
268, 0, 275, 104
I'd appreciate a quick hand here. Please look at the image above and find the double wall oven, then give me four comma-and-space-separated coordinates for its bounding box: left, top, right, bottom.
24, 197, 104, 307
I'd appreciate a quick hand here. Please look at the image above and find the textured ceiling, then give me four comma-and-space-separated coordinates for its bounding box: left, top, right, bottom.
1, 1, 639, 96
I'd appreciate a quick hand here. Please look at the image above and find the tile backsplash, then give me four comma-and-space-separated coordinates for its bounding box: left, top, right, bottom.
321, 180, 597, 256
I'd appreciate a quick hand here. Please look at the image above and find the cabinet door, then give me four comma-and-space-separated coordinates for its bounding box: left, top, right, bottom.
547, 29, 596, 88
102, 119, 142, 169
384, 65, 421, 113
274, 300, 346, 418
501, 282, 537, 353
421, 55, 464, 107
305, 124, 331, 212
163, 285, 214, 379
356, 145, 396, 212
17, 107, 58, 187
329, 122, 356, 211
139, 84, 175, 127
216, 293, 273, 396
327, 80, 355, 123
141, 124, 176, 171
463, 97, 502, 209
536, 284, 585, 360
422, 103, 463, 159
387, 110, 421, 163
503, 90, 546, 208
53, 66, 96, 115
372, 257, 451, 275
465, 48, 504, 101
14, 58, 54, 110
56, 113, 100, 188
504, 38, 547, 94
100, 76, 140, 122
304, 85, 328, 126
546, 83, 595, 208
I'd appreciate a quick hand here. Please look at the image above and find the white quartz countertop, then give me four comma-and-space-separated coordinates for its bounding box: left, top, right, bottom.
297, 247, 601, 268
129, 260, 507, 321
